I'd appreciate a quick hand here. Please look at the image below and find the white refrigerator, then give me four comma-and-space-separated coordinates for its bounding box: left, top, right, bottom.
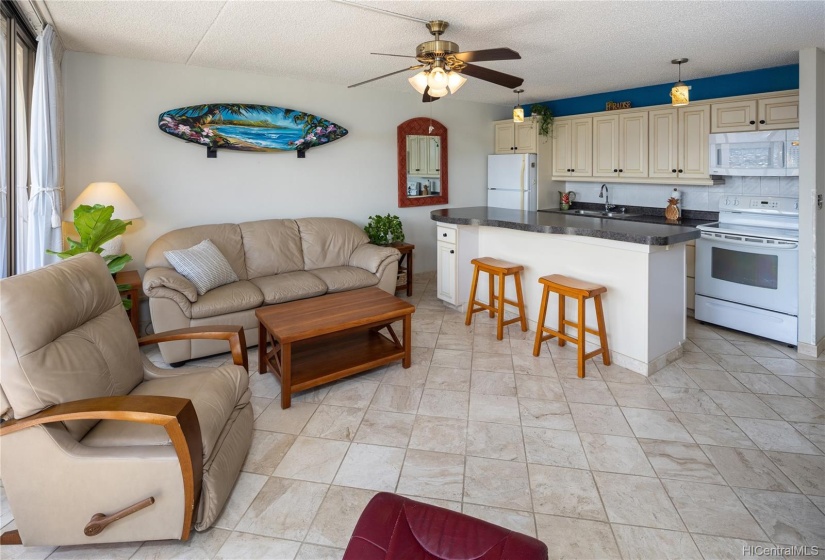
487, 154, 538, 211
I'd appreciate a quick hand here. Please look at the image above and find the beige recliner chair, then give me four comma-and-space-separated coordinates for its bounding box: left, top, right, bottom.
0, 253, 253, 547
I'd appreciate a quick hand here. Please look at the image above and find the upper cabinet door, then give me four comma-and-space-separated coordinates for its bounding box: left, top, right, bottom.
618, 112, 648, 178
592, 115, 619, 177
648, 109, 678, 179
758, 95, 799, 130
570, 118, 593, 176
494, 122, 515, 154
678, 105, 710, 180
426, 137, 441, 175
552, 119, 572, 176
711, 100, 758, 133
514, 121, 538, 153
406, 136, 417, 174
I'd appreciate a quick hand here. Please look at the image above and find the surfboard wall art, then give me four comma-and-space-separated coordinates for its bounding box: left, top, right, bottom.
158, 103, 349, 158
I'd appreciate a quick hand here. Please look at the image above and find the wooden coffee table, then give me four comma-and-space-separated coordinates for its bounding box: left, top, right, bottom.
256, 287, 415, 409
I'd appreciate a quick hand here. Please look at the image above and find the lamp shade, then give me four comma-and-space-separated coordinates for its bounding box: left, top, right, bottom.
408, 71, 429, 95
64, 182, 143, 222
670, 82, 690, 107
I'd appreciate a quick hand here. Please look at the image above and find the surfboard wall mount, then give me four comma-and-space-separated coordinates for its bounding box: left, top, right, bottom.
158, 103, 348, 159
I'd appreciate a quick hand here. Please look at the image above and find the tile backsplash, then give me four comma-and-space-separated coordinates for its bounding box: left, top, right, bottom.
562, 176, 799, 212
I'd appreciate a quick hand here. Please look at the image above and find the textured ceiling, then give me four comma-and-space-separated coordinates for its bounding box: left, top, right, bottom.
45, 0, 825, 106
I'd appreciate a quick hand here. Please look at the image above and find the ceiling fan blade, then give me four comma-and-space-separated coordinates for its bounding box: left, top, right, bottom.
452, 48, 521, 63
348, 65, 425, 88
370, 52, 418, 59
422, 86, 440, 103
459, 63, 524, 89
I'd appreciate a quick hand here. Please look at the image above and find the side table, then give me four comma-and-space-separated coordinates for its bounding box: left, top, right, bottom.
390, 242, 415, 297
116, 270, 142, 336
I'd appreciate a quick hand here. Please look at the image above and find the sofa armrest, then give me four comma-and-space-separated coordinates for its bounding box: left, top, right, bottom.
139, 326, 248, 371
349, 244, 400, 274
144, 267, 198, 303
0, 395, 202, 541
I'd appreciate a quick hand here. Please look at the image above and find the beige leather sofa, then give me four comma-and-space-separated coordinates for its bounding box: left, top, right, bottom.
144, 217, 400, 364
0, 253, 252, 546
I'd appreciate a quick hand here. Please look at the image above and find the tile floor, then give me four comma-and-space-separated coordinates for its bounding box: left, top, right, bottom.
2, 271, 824, 560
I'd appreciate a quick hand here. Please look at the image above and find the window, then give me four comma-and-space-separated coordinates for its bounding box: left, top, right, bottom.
0, 2, 35, 278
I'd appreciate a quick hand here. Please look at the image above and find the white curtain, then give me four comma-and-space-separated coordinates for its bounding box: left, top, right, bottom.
25, 24, 63, 271
0, 20, 8, 278
15, 42, 28, 270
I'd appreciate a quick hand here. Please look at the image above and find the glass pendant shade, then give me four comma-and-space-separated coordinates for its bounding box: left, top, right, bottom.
428, 87, 449, 98
670, 82, 690, 107
427, 67, 448, 90
513, 105, 524, 123
408, 71, 429, 95
446, 71, 467, 93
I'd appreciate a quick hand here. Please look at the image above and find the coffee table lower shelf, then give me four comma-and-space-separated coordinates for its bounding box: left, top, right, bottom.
261, 327, 407, 408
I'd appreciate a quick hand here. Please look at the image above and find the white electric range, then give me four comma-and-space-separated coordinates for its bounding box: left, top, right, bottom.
695, 196, 799, 345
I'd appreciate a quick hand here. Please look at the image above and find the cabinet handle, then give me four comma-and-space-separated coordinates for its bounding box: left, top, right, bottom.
442, 233, 447, 237
619, 169, 623, 172
759, 120, 766, 124
749, 120, 756, 125
449, 250, 455, 254
678, 169, 683, 173
613, 169, 617, 172
672, 169, 677, 173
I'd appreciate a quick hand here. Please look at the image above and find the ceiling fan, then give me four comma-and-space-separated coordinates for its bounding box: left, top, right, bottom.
348, 19, 524, 103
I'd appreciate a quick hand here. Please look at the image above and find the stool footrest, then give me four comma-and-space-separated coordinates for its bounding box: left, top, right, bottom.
562, 320, 601, 337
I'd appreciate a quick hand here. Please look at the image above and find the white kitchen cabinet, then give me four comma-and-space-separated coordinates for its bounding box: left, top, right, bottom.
553, 117, 592, 178
494, 119, 538, 154
648, 105, 710, 181
758, 95, 799, 130
593, 113, 648, 178
436, 225, 458, 304
711, 95, 798, 132
686, 240, 696, 311
407, 135, 440, 177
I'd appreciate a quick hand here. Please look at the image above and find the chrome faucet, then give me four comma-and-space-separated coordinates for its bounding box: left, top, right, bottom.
599, 184, 615, 212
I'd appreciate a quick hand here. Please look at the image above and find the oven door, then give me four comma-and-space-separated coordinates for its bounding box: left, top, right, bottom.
696, 232, 798, 315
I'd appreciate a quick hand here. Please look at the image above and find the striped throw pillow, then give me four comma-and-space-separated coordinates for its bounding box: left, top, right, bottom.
164, 239, 239, 295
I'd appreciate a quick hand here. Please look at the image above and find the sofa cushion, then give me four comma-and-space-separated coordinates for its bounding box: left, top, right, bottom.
82, 364, 250, 462
249, 271, 328, 304
145, 223, 248, 280
297, 218, 369, 271
190, 280, 264, 319
309, 266, 379, 293
239, 219, 304, 278
164, 240, 239, 296
144, 267, 198, 303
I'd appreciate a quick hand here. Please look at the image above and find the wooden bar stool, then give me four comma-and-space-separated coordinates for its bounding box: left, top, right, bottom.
533, 274, 610, 378
465, 257, 528, 340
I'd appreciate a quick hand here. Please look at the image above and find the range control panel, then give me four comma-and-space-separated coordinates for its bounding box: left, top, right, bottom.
719, 196, 799, 215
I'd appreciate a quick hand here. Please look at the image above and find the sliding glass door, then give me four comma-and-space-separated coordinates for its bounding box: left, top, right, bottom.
0, 4, 34, 278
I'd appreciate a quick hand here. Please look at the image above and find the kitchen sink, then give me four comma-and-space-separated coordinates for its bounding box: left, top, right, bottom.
567, 209, 642, 219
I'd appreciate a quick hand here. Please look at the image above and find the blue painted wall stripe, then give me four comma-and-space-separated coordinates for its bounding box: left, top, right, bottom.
527, 65, 799, 117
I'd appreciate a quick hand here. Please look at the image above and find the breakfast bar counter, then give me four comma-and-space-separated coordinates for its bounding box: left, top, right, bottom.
431, 206, 704, 375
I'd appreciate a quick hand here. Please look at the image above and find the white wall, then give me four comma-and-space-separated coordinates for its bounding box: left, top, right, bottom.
63, 52, 508, 274
798, 47, 825, 355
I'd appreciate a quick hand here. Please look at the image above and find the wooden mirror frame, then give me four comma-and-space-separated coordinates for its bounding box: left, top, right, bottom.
397, 118, 448, 207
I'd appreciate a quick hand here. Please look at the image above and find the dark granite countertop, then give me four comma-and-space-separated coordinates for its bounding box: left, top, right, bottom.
431, 206, 712, 246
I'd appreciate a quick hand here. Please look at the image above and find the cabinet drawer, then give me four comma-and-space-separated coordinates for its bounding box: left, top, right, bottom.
437, 226, 456, 244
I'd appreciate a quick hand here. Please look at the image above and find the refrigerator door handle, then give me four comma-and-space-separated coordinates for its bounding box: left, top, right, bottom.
520, 157, 526, 212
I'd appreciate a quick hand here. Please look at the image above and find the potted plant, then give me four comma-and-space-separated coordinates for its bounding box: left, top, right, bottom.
530, 104, 554, 138
364, 214, 405, 246
47, 204, 134, 309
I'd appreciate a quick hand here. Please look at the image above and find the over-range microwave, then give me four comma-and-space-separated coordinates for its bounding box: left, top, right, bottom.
708, 129, 799, 176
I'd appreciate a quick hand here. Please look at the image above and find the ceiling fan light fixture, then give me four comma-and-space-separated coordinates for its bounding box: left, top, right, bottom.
427, 66, 449, 90
447, 71, 467, 94
428, 87, 449, 98
669, 58, 690, 107
408, 71, 429, 95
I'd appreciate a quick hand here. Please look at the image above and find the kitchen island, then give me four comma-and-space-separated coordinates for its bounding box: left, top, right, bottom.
431, 206, 705, 375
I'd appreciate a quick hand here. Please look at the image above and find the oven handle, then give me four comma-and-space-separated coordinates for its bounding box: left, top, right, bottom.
699, 232, 798, 250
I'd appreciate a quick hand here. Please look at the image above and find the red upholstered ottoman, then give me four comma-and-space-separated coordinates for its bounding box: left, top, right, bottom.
343, 492, 549, 560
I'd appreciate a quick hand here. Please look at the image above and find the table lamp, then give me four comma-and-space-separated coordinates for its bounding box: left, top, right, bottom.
64, 182, 143, 256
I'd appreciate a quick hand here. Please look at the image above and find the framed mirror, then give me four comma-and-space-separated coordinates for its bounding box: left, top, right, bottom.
397, 118, 448, 207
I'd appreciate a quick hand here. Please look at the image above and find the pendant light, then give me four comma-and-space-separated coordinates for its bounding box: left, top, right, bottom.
513, 88, 525, 123
670, 58, 690, 107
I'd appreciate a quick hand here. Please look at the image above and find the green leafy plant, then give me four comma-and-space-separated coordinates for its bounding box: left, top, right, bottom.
47, 204, 134, 309
530, 104, 554, 138
364, 214, 405, 246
